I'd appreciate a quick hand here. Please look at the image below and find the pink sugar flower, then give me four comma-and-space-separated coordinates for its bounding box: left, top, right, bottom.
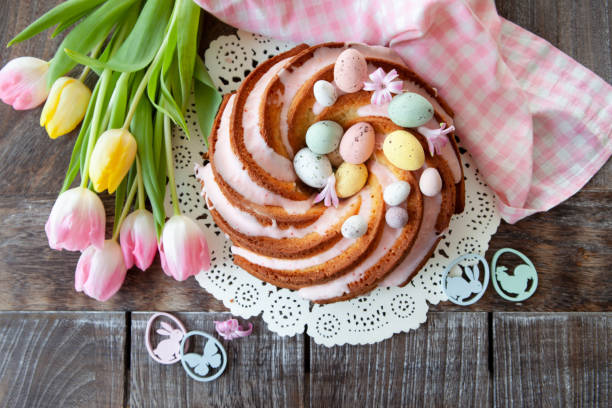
363, 67, 403, 105
159, 215, 211, 281
214, 318, 253, 340
313, 174, 339, 208
75, 240, 127, 302
418, 123, 456, 156
0, 57, 49, 110
45, 187, 105, 251
120, 209, 157, 271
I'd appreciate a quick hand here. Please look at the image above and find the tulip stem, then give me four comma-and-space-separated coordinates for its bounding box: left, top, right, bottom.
81, 70, 111, 188
164, 114, 181, 216
112, 178, 138, 241
77, 37, 105, 83
136, 156, 145, 210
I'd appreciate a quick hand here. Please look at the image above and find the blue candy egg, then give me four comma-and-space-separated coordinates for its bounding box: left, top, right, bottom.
305, 120, 343, 154
388, 93, 434, 128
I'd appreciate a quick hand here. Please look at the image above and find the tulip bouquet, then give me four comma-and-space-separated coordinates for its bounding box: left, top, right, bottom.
1, 0, 221, 301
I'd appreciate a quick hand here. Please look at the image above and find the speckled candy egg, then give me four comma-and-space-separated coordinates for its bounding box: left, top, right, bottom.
334, 49, 368, 93
293, 147, 333, 188
419, 168, 442, 196
327, 147, 344, 167
335, 162, 368, 198
305, 120, 343, 155
382, 130, 425, 171
313, 80, 337, 107
339, 122, 375, 164
341, 215, 368, 239
383, 181, 411, 206
385, 206, 409, 229
388, 92, 434, 128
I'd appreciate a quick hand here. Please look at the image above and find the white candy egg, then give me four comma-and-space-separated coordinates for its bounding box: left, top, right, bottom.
341, 215, 367, 239
293, 147, 333, 188
419, 168, 442, 197
313, 80, 337, 107
383, 181, 411, 206
385, 207, 409, 229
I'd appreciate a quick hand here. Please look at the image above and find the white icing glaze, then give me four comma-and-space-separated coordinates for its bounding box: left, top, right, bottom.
198, 163, 360, 239
214, 95, 313, 214
298, 161, 402, 300
279, 45, 407, 159
231, 185, 373, 269
243, 57, 296, 182
378, 193, 442, 287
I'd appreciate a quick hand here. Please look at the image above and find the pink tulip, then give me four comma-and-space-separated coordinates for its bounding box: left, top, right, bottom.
120, 209, 157, 271
75, 240, 126, 301
159, 215, 210, 281
45, 187, 105, 251
0, 57, 49, 110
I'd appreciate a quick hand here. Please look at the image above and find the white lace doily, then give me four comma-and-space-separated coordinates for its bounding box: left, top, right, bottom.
165, 31, 500, 347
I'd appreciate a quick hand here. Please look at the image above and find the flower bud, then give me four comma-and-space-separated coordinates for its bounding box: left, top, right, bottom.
120, 209, 157, 271
40, 77, 91, 139
159, 215, 210, 281
89, 128, 137, 194
0, 57, 49, 110
45, 187, 105, 251
75, 240, 127, 301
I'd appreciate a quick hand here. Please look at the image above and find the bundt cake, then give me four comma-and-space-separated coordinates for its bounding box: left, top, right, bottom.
196, 42, 465, 304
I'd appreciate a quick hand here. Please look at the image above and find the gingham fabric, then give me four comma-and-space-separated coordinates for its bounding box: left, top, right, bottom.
194, 0, 612, 223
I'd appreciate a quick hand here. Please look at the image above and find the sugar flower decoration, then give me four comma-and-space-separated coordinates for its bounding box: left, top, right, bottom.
363, 68, 403, 105
214, 318, 253, 340
313, 174, 339, 208
418, 123, 456, 156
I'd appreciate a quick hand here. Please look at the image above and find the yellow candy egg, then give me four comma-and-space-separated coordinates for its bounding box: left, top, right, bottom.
335, 162, 368, 198
382, 130, 425, 171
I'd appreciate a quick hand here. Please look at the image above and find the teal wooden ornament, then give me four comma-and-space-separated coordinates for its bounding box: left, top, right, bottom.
180, 331, 227, 382
442, 253, 490, 306
491, 248, 538, 302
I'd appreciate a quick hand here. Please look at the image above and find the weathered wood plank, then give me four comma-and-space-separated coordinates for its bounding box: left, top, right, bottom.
308, 312, 491, 407
0, 312, 126, 408
493, 312, 610, 407
130, 313, 304, 408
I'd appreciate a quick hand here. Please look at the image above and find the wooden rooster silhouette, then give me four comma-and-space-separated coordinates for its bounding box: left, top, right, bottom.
495, 264, 537, 295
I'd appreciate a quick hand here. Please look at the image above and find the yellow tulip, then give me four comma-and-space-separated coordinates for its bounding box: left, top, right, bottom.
89, 129, 137, 194
40, 77, 91, 139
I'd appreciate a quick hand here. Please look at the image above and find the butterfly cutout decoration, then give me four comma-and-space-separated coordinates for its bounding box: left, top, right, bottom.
180, 331, 227, 382
183, 339, 223, 377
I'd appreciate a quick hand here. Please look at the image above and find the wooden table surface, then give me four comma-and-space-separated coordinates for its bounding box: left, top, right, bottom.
0, 0, 610, 407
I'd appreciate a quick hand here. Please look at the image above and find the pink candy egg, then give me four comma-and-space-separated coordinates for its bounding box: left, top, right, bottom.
339, 122, 375, 164
385, 206, 409, 229
419, 168, 442, 196
334, 49, 367, 93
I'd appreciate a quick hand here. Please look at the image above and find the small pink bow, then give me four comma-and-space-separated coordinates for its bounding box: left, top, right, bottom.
214, 318, 253, 340
313, 174, 339, 208
363, 67, 403, 105
418, 123, 456, 156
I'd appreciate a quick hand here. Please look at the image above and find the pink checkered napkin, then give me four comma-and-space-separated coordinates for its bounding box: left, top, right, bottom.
194, 0, 611, 223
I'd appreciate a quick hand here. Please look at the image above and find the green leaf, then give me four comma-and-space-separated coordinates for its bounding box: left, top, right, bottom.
108, 72, 131, 129
113, 177, 128, 236
48, 0, 138, 86
62, 80, 100, 192
51, 8, 90, 38
64, 0, 172, 73
193, 57, 222, 148
131, 91, 166, 235
8, 0, 107, 46
176, 0, 200, 110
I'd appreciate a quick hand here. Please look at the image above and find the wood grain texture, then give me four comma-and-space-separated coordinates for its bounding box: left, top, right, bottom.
493, 313, 610, 407
0, 0, 609, 312
130, 313, 304, 408
308, 312, 491, 407
0, 312, 126, 408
